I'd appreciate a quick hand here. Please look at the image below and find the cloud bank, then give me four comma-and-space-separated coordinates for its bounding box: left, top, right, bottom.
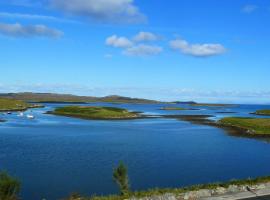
49, 0, 146, 24
0, 22, 63, 38
169, 39, 226, 57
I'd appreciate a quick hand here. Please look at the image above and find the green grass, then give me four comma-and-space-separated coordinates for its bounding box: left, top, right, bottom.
254, 110, 270, 116
0, 98, 29, 111
159, 107, 186, 110
50, 106, 140, 120
65, 176, 270, 200
219, 117, 270, 135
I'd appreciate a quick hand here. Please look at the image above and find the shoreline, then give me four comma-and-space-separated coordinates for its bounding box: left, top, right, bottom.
0, 104, 44, 112
67, 176, 270, 200
159, 115, 270, 138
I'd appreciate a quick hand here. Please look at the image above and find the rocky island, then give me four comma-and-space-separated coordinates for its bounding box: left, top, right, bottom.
48, 106, 142, 120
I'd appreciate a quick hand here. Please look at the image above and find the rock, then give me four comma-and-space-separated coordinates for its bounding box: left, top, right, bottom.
196, 189, 211, 198
183, 191, 197, 200
227, 185, 240, 193
255, 184, 266, 190
212, 187, 226, 195
137, 194, 177, 200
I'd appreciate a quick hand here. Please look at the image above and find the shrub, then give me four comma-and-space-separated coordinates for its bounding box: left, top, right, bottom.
0, 171, 21, 200
113, 162, 130, 195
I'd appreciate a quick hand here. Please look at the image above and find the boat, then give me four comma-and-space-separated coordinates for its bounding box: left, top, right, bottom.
26, 114, 35, 119
7, 112, 12, 115
17, 112, 24, 117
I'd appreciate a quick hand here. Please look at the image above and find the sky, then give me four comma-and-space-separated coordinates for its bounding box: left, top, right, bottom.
0, 0, 269, 103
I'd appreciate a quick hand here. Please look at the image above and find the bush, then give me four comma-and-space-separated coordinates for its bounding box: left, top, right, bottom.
113, 162, 130, 195
0, 171, 21, 200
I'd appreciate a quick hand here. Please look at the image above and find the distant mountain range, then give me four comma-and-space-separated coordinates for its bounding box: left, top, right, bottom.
0, 92, 162, 104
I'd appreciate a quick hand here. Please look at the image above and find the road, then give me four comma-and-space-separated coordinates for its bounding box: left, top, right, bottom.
243, 195, 270, 200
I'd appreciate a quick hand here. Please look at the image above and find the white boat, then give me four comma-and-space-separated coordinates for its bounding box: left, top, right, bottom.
17, 112, 24, 117
26, 114, 35, 119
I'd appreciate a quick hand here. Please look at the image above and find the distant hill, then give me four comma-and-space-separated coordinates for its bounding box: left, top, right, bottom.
0, 93, 161, 104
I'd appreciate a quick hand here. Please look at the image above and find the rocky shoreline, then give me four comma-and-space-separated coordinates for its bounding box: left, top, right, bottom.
128, 182, 270, 200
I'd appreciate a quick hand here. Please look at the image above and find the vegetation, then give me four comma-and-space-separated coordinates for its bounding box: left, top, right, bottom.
113, 162, 130, 195
253, 110, 270, 116
159, 107, 187, 110
49, 106, 141, 120
0, 172, 20, 200
219, 117, 270, 135
65, 175, 270, 200
0, 98, 43, 112
0, 93, 160, 104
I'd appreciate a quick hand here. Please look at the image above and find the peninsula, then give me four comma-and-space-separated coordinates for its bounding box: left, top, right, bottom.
252, 110, 270, 116
218, 117, 270, 136
0, 98, 43, 112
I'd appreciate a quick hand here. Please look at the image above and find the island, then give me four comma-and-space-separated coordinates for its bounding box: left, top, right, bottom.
159, 107, 187, 110
252, 110, 270, 116
191, 103, 234, 107
0, 98, 43, 112
48, 106, 142, 120
218, 117, 270, 136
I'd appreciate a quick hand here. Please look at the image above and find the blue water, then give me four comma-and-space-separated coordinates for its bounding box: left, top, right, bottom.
1, 103, 270, 200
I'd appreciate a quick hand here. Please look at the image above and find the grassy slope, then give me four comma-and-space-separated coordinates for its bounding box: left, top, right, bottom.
0, 93, 160, 104
50, 106, 140, 120
219, 117, 270, 135
0, 98, 30, 111
254, 110, 270, 116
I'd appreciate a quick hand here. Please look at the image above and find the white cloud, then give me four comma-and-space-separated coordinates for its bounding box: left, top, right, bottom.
0, 12, 78, 24
106, 35, 133, 48
49, 0, 146, 24
105, 32, 162, 56
169, 39, 226, 57
0, 23, 63, 38
123, 44, 162, 56
133, 31, 158, 42
242, 5, 258, 13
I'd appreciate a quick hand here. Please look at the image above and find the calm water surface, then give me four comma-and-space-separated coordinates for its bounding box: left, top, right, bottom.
1, 103, 270, 200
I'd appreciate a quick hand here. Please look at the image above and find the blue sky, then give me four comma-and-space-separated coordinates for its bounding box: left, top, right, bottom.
0, 0, 269, 103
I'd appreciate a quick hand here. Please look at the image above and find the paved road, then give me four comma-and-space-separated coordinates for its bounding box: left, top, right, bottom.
243, 195, 270, 200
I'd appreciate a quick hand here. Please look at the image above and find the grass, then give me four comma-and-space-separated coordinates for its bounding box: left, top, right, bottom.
218, 117, 270, 135
0, 98, 43, 112
0, 98, 29, 111
65, 175, 270, 200
159, 107, 187, 110
50, 106, 141, 120
254, 110, 270, 116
